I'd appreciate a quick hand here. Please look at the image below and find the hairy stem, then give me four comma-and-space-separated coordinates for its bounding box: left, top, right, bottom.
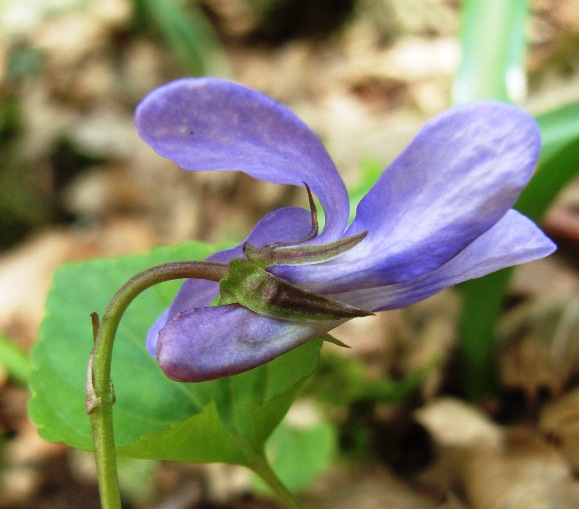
87, 261, 228, 509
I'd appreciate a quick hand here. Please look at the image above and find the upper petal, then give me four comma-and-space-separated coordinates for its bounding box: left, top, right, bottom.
136, 77, 349, 242
279, 101, 541, 292
157, 304, 338, 382
330, 210, 556, 311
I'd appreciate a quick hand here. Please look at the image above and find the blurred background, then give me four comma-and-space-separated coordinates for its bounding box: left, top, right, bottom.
0, 0, 579, 507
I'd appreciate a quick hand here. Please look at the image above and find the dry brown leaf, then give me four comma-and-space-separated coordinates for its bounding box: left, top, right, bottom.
302, 463, 438, 509
499, 296, 579, 396
540, 386, 579, 472
464, 429, 579, 509
417, 398, 579, 509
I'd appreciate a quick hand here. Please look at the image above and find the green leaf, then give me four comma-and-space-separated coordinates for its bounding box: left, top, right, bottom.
117, 401, 243, 462
516, 133, 579, 223
456, 269, 511, 398
451, 0, 561, 399
536, 101, 579, 162
119, 341, 321, 464
517, 101, 579, 222
29, 242, 321, 464
453, 0, 528, 103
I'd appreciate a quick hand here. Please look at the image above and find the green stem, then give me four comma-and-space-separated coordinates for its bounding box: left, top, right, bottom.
248, 452, 305, 509
87, 261, 228, 509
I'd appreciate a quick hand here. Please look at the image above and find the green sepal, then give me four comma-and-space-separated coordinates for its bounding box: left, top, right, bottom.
243, 231, 367, 268
219, 258, 373, 322
320, 333, 350, 348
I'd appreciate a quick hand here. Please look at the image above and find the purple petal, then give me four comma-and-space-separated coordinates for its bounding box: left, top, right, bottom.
136, 77, 349, 242
279, 101, 541, 292
330, 210, 556, 311
146, 309, 169, 355
148, 206, 313, 357
156, 304, 339, 382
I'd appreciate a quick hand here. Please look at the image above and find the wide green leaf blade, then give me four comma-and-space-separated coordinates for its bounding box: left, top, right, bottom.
117, 340, 322, 463
517, 101, 579, 222
535, 101, 579, 162
29, 242, 321, 464
517, 132, 579, 222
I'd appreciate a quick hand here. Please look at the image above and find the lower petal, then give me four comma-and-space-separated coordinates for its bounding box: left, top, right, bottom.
279, 101, 541, 292
157, 304, 338, 382
330, 210, 556, 311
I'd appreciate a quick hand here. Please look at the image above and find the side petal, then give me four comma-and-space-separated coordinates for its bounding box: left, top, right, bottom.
280, 101, 541, 292
136, 77, 349, 242
330, 210, 556, 311
156, 304, 339, 382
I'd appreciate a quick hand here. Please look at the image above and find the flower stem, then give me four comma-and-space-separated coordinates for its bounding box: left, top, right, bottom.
87, 261, 228, 509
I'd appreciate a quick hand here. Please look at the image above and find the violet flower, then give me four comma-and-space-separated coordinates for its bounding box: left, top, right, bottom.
136, 77, 555, 382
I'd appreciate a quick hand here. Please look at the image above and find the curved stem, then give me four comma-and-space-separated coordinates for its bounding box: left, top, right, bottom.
87, 261, 228, 509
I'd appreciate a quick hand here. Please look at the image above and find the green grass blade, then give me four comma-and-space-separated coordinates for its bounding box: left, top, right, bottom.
458, 118, 579, 398
536, 101, 579, 161
452, 0, 529, 398
135, 0, 230, 76
0, 334, 30, 386
517, 132, 579, 222
453, 0, 528, 103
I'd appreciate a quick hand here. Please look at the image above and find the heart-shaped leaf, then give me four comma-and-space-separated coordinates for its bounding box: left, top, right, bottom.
29, 242, 321, 464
